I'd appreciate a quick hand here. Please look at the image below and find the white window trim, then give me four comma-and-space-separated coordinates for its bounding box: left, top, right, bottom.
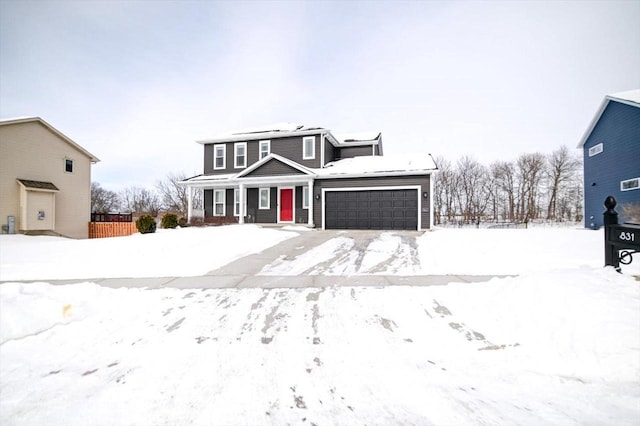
588, 143, 603, 157
621, 177, 640, 192
233, 188, 240, 216
214, 144, 226, 170
213, 189, 226, 216
259, 140, 271, 159
302, 186, 310, 209
303, 136, 315, 160
259, 188, 270, 210
234, 142, 247, 169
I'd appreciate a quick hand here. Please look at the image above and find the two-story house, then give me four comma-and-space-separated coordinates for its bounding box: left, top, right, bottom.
181, 123, 436, 230
578, 90, 640, 228
0, 117, 100, 238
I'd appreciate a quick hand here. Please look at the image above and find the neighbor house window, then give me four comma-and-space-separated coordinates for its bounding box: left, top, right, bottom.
214, 145, 226, 170
65, 159, 73, 173
302, 186, 310, 209
303, 136, 315, 160
259, 188, 270, 209
259, 140, 270, 159
214, 189, 225, 216
234, 142, 247, 168
234, 188, 240, 216
588, 143, 603, 157
621, 177, 640, 192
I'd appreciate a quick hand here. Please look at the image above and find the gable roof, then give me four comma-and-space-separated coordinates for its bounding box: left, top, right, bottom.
236, 153, 315, 178
316, 154, 437, 178
0, 117, 100, 163
577, 89, 640, 148
17, 178, 59, 191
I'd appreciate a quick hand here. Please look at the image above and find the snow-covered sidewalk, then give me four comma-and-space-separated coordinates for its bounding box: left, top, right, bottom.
1, 268, 638, 425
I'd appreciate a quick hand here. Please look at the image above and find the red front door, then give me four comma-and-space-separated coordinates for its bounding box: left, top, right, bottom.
280, 188, 293, 222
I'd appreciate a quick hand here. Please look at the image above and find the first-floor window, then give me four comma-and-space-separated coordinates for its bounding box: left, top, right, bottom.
234, 188, 240, 216
214, 189, 225, 216
621, 177, 640, 191
259, 188, 270, 209
302, 186, 310, 209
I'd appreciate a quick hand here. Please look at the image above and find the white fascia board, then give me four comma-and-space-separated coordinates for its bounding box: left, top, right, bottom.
577, 94, 640, 149
315, 170, 436, 180
196, 129, 326, 145
180, 174, 315, 189
577, 98, 610, 149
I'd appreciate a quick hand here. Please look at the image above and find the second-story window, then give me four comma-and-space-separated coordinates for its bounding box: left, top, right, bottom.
303, 136, 315, 160
235, 142, 247, 168
259, 140, 270, 159
214, 144, 226, 170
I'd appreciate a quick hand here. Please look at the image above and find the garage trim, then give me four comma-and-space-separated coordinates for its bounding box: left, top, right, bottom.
321, 185, 421, 230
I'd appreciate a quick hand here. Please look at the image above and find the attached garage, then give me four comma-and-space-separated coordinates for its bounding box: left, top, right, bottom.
323, 187, 420, 230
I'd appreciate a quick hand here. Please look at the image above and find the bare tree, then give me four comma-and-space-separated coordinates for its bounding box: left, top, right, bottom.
91, 182, 121, 213
546, 146, 580, 220
432, 156, 457, 224
156, 172, 191, 216
455, 156, 489, 223
490, 161, 517, 221
119, 186, 161, 217
516, 153, 546, 221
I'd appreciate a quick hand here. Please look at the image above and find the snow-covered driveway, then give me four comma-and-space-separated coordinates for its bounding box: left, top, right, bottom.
1, 268, 638, 426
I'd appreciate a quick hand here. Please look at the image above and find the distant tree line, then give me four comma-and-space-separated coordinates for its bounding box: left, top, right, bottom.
91, 172, 201, 218
433, 145, 583, 225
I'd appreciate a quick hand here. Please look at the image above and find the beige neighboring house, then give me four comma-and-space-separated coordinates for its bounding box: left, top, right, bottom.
0, 117, 99, 239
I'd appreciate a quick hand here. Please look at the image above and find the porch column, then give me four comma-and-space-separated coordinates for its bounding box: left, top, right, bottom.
187, 185, 193, 222
238, 183, 245, 224
307, 179, 314, 227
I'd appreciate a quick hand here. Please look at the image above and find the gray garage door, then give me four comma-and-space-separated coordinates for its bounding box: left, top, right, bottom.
325, 189, 418, 230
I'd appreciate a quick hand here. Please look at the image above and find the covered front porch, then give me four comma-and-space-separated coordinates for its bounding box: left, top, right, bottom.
184, 175, 315, 227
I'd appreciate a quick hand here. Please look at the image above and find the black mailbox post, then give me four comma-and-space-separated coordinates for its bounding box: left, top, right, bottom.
603, 196, 639, 271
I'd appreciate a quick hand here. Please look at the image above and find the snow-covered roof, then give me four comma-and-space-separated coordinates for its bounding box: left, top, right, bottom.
197, 123, 327, 144
196, 123, 384, 147
181, 153, 436, 186
332, 132, 381, 144
577, 89, 640, 148
316, 154, 437, 177
0, 116, 100, 162
608, 89, 640, 105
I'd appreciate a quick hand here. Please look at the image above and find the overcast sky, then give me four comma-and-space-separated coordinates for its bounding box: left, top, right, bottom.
1, 0, 639, 190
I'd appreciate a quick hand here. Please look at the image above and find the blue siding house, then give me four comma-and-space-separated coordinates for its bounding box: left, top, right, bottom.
578, 90, 640, 228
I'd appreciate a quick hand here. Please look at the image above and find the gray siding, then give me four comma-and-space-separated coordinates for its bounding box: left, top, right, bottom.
323, 138, 335, 165
313, 175, 432, 229
338, 145, 375, 160
245, 187, 278, 224
203, 134, 322, 175
245, 159, 306, 177
295, 186, 309, 224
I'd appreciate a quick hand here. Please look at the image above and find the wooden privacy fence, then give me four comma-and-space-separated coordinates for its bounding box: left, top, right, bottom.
88, 222, 137, 239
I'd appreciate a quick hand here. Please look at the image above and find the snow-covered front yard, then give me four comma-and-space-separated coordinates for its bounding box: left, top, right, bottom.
1, 225, 639, 425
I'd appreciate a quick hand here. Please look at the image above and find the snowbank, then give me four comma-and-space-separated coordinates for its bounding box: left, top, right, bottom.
0, 225, 296, 281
